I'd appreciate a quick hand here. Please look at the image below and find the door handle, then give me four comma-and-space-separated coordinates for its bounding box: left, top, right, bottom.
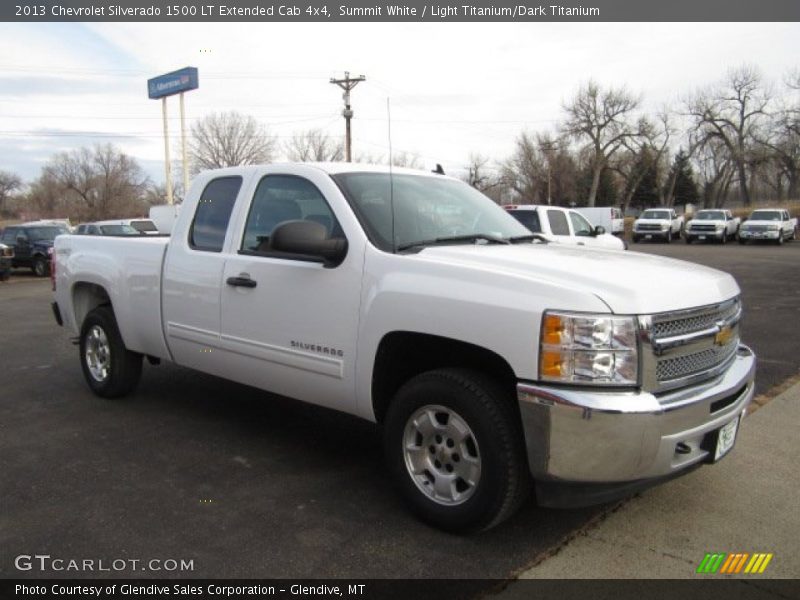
226, 276, 257, 288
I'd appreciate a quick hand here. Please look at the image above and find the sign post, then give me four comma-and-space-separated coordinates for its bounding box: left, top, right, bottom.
147, 67, 199, 204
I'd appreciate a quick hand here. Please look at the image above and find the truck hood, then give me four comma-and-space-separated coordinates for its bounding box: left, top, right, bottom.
687, 220, 725, 226
741, 220, 782, 227
415, 243, 739, 314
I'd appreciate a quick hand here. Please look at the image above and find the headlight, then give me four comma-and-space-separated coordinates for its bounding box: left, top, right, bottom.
660, 223, 669, 231
47, 247, 54, 255
768, 224, 780, 231
539, 311, 638, 386
715, 224, 725, 231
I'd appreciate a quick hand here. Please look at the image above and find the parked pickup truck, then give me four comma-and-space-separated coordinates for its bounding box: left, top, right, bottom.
52, 163, 755, 532
738, 208, 797, 245
684, 209, 740, 244
504, 204, 626, 250
632, 208, 684, 243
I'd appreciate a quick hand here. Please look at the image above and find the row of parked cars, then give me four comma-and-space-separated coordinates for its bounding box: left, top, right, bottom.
633, 207, 797, 245
0, 218, 160, 279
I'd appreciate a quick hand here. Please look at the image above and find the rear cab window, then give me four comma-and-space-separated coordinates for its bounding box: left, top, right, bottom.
189, 176, 243, 252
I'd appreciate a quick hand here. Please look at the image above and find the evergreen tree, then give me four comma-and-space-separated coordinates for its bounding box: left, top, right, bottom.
630, 147, 660, 209
669, 150, 700, 207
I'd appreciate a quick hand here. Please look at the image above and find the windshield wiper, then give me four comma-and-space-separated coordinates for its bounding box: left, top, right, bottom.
397, 233, 511, 252
508, 233, 549, 244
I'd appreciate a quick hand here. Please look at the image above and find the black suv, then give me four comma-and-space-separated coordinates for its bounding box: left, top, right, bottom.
0, 223, 70, 277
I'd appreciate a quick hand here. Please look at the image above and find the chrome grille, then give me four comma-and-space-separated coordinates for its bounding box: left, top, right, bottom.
656, 343, 737, 381
690, 224, 716, 232
637, 224, 662, 231
642, 297, 742, 392
743, 225, 767, 232
651, 298, 740, 339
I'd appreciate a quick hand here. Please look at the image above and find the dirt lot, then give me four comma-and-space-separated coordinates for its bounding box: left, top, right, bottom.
1, 240, 797, 583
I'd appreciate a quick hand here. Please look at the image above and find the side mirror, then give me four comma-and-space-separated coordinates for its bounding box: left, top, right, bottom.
269, 220, 347, 268
593, 225, 606, 236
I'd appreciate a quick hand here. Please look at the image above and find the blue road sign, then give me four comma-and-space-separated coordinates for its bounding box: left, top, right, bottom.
148, 67, 199, 99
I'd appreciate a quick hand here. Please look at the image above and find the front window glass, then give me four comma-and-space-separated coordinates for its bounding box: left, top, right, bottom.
333, 173, 530, 252
241, 175, 342, 253
569, 211, 594, 236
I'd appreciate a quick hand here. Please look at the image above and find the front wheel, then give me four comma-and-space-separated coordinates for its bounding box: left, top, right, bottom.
384, 369, 530, 532
776, 234, 784, 246
79, 306, 142, 398
32, 257, 49, 277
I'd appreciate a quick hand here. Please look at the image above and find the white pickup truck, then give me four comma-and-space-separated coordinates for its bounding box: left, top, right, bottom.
504, 204, 626, 250
684, 209, 740, 244
52, 163, 755, 532
632, 208, 684, 243
738, 208, 797, 245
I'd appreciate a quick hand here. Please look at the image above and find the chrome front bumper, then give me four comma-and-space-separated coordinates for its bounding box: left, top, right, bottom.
517, 344, 755, 505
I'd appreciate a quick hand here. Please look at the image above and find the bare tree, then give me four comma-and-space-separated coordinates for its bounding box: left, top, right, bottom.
0, 170, 22, 216
285, 128, 343, 162
610, 111, 674, 210
685, 65, 770, 206
34, 144, 149, 221
189, 111, 277, 174
561, 80, 643, 206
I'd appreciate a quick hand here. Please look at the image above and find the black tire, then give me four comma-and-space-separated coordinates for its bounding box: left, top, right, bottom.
79, 305, 142, 398
664, 231, 671, 244
384, 369, 530, 533
0, 271, 9, 282
684, 236, 692, 244
632, 235, 640, 244
720, 232, 727, 244
32, 257, 49, 277
738, 237, 746, 245
776, 234, 784, 246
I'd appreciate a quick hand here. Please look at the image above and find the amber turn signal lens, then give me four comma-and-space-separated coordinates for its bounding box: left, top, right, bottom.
543, 314, 564, 345
540, 350, 564, 377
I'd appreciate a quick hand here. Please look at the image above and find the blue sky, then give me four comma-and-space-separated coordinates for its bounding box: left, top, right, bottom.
1, 22, 798, 186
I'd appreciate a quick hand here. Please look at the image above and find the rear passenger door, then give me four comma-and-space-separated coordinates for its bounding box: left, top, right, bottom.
218, 172, 363, 412
162, 174, 247, 372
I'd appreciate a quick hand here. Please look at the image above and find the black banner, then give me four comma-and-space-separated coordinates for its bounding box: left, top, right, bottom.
3, 0, 800, 22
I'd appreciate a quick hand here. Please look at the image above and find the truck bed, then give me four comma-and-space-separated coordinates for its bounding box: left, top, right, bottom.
55, 235, 171, 360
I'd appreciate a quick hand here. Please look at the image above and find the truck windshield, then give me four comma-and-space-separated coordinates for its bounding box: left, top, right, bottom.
641, 210, 670, 220
749, 211, 781, 221
333, 173, 531, 252
99, 224, 141, 236
695, 211, 725, 220
28, 226, 68, 241
130, 220, 158, 233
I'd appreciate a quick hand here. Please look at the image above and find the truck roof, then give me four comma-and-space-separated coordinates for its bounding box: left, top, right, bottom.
197, 162, 452, 180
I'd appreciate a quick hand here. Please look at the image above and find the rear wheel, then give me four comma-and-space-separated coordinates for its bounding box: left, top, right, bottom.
384, 369, 530, 532
79, 306, 142, 398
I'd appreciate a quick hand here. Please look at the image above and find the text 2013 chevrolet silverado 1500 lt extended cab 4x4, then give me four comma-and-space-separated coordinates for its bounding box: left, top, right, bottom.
52, 163, 755, 532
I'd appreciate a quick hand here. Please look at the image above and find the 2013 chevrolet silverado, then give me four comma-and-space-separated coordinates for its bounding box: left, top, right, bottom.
52, 163, 755, 532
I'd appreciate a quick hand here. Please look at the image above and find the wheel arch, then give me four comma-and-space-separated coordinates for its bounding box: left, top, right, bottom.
72, 282, 112, 330
371, 331, 519, 424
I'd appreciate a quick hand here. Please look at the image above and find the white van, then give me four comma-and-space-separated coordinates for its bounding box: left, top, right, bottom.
572, 206, 624, 236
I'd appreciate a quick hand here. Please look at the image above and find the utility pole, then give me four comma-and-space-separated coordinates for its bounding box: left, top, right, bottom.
330, 71, 366, 162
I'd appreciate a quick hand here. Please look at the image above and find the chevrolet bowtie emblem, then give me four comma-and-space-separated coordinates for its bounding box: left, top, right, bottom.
715, 324, 733, 346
